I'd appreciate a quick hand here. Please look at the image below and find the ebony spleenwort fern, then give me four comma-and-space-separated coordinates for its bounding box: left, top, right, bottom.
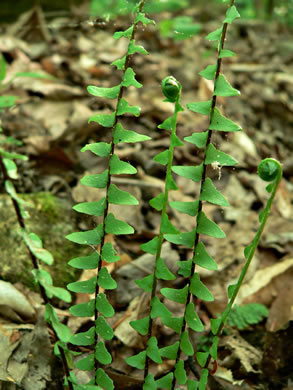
0, 153, 72, 309
125, 76, 185, 388
65, 2, 153, 388
125, 2, 243, 389
0, 152, 74, 390
0, 54, 73, 390
203, 158, 282, 372
158, 1, 241, 389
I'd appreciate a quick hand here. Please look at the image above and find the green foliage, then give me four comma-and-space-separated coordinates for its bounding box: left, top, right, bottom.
130, 316, 150, 335
162, 76, 181, 102
198, 157, 282, 382
258, 158, 280, 182
0, 1, 284, 389
155, 2, 243, 388
90, 0, 133, 19
128, 73, 185, 383
22, 230, 54, 265
234, 0, 293, 24
126, 350, 146, 369
66, 2, 152, 387
90, 0, 189, 20
174, 360, 187, 384
159, 16, 201, 40
185, 303, 204, 332
227, 303, 269, 330
0, 53, 73, 387
90, 0, 201, 47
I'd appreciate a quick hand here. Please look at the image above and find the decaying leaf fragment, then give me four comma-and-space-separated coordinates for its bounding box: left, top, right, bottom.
220, 330, 262, 373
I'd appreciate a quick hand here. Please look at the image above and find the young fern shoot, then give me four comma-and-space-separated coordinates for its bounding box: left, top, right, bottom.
126, 76, 184, 388
66, 2, 153, 388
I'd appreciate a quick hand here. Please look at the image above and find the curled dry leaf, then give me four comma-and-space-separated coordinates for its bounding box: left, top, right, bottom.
0, 280, 35, 320
236, 257, 293, 304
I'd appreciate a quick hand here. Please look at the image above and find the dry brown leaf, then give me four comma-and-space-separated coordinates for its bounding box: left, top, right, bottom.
266, 281, 293, 332
0, 281, 35, 321
114, 295, 148, 348
237, 257, 293, 304
214, 366, 244, 386
220, 331, 262, 373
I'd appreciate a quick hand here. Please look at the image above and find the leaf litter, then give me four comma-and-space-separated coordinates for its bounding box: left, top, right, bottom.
0, 2, 292, 389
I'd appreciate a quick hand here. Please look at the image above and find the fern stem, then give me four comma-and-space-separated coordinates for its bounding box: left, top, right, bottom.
93, 0, 146, 379
0, 156, 48, 301
144, 93, 180, 379
171, 1, 235, 388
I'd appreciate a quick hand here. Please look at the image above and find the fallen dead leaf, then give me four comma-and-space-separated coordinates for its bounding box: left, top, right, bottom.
266, 282, 293, 332
0, 281, 35, 321
214, 366, 244, 386
236, 257, 293, 304
220, 330, 262, 373
114, 295, 148, 348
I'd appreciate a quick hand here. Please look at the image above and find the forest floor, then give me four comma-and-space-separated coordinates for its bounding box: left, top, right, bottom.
0, 2, 293, 390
